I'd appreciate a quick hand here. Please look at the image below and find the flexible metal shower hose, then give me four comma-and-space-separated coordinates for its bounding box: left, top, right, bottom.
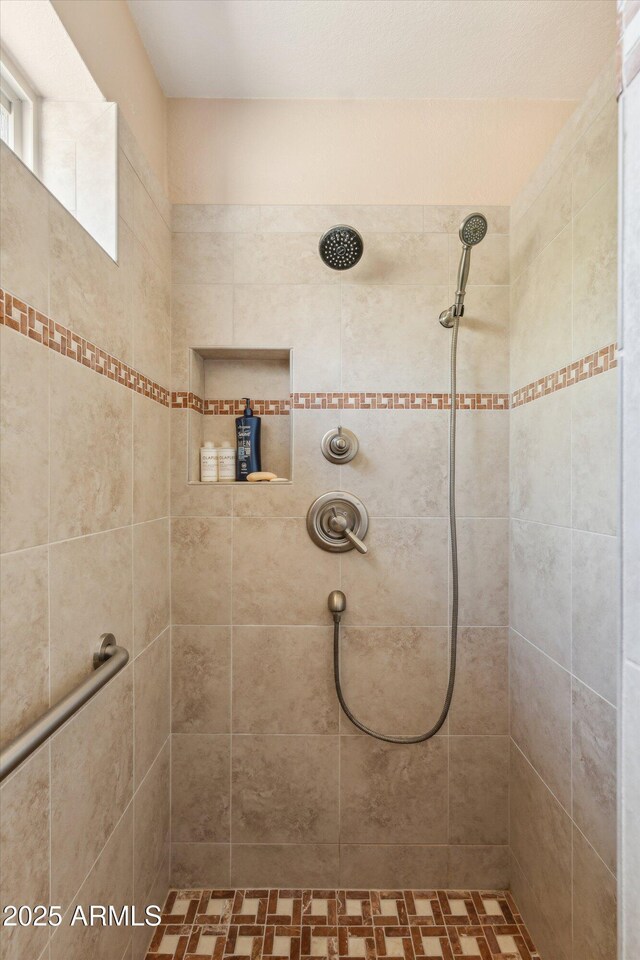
333, 317, 459, 743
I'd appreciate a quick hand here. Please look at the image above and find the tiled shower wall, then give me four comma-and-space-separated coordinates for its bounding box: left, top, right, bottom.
169, 203, 511, 888
507, 63, 619, 960
0, 114, 171, 960
0, 54, 623, 960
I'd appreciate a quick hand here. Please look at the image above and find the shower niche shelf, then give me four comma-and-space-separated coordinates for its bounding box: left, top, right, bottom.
186, 346, 293, 485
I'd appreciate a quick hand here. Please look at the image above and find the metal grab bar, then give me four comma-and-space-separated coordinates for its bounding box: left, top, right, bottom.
0, 634, 129, 783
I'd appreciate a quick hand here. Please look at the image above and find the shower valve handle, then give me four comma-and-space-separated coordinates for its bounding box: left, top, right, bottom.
344, 526, 368, 554
328, 509, 368, 554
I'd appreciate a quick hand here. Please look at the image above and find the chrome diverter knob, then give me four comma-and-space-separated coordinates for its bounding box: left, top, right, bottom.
321, 427, 359, 464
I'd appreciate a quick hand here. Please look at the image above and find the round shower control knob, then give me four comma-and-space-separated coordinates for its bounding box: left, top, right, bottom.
321, 427, 359, 464
306, 492, 369, 554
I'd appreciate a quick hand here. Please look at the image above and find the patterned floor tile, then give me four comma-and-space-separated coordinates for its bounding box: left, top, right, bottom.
186, 926, 227, 959
302, 891, 339, 925
144, 890, 540, 960
447, 926, 492, 959
413, 928, 453, 960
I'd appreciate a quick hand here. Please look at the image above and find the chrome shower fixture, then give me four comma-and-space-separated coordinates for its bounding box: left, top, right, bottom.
459, 212, 488, 247
307, 491, 369, 554
319, 225, 363, 270
321, 426, 359, 464
439, 212, 488, 327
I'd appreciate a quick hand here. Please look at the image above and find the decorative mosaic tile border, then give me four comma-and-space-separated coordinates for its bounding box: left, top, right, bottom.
171, 392, 511, 414
172, 391, 205, 414
174, 345, 618, 414
207, 398, 292, 416
292, 393, 510, 411
2, 288, 617, 416
145, 888, 540, 960
0, 289, 170, 407
511, 343, 618, 408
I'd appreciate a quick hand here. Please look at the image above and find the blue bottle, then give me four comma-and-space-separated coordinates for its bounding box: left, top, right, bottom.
236, 397, 261, 480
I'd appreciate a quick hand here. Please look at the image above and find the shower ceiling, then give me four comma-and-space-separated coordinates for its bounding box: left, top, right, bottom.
128, 0, 616, 100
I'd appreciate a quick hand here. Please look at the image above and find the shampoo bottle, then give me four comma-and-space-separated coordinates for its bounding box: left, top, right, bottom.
218, 441, 236, 482
200, 441, 218, 482
236, 397, 262, 481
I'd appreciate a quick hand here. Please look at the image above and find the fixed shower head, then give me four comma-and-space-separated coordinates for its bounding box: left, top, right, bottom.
459, 213, 488, 247
319, 225, 363, 270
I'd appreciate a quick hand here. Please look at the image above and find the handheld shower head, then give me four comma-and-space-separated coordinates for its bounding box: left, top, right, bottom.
459, 212, 488, 247
439, 212, 489, 327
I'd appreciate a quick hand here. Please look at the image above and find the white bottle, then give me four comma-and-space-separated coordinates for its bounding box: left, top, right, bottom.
200, 441, 218, 482
218, 441, 236, 482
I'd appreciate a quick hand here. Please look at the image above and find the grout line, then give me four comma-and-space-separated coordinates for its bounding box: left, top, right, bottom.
509, 847, 562, 954
167, 516, 511, 522
509, 626, 617, 710
572, 818, 617, 880
509, 516, 617, 538
0, 522, 143, 558
0, 515, 171, 560
166, 736, 500, 744
54, 775, 138, 928
509, 736, 618, 883
165, 840, 507, 847
510, 738, 573, 824
168, 623, 505, 629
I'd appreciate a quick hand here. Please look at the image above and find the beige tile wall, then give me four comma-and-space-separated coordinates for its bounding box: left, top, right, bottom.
508, 62, 619, 960
0, 51, 625, 960
0, 109, 171, 960
169, 202, 511, 888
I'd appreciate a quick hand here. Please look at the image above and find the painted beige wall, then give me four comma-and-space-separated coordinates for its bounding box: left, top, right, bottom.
46, 0, 579, 206
52, 0, 167, 189
168, 97, 578, 205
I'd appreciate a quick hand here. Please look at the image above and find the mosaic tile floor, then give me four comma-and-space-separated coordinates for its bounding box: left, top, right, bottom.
145, 889, 540, 960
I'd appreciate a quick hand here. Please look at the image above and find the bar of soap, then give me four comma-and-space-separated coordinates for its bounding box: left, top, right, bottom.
247, 471, 278, 482
269, 477, 289, 482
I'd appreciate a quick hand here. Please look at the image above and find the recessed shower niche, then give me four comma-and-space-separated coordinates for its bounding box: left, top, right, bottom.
186, 346, 293, 484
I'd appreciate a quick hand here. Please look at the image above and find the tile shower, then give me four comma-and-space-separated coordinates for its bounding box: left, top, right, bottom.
0, 53, 619, 960
168, 193, 511, 892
